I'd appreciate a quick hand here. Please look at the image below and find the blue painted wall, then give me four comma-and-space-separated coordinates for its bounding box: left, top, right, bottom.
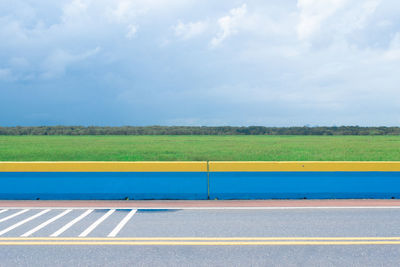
210, 172, 400, 199
0, 172, 208, 200
2, 171, 400, 200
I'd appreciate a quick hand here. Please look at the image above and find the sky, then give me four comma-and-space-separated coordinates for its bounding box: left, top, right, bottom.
0, 0, 400, 126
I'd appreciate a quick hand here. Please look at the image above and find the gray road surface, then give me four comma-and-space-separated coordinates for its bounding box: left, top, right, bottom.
0, 207, 400, 266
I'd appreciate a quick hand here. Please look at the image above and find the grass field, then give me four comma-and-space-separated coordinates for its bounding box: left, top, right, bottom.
0, 135, 399, 161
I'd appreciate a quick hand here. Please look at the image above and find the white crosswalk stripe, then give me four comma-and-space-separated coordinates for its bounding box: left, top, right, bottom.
21, 209, 72, 237
108, 209, 137, 237
0, 209, 50, 236
79, 209, 115, 237
0, 209, 29, 223
0, 209, 8, 215
50, 209, 94, 237
0, 208, 138, 238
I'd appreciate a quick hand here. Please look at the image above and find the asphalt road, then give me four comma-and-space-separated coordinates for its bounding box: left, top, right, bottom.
1, 204, 400, 266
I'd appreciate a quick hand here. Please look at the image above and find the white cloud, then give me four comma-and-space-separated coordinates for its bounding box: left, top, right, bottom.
61, 0, 90, 24
353, 0, 381, 29
109, 0, 142, 23
63, 0, 88, 16
384, 32, 400, 61
297, 0, 347, 40
377, 20, 391, 28
210, 4, 247, 47
41, 46, 101, 79
125, 24, 138, 39
9, 57, 29, 69
0, 68, 12, 81
108, 0, 190, 23
297, 0, 382, 41
174, 20, 207, 40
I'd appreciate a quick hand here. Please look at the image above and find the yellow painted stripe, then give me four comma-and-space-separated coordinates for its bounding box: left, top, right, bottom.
2, 237, 400, 246
1, 237, 400, 241
0, 162, 207, 172
1, 241, 400, 246
2, 161, 400, 172
209, 161, 400, 172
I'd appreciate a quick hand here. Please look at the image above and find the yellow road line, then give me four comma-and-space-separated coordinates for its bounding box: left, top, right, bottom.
2, 241, 400, 246
2, 237, 400, 241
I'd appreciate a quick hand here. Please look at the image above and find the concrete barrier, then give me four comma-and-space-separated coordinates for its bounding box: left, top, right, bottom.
209, 162, 400, 199
1, 161, 400, 200
0, 162, 208, 200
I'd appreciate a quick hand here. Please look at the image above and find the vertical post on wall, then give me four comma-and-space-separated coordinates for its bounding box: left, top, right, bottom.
207, 161, 210, 200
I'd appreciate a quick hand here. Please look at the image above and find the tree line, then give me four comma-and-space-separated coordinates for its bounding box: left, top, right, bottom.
0, 126, 399, 135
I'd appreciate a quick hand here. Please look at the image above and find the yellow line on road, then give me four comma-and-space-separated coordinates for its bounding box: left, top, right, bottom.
2, 241, 400, 246
2, 237, 400, 246
1, 237, 400, 241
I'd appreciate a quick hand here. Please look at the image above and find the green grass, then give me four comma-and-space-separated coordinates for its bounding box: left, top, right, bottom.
0, 135, 399, 161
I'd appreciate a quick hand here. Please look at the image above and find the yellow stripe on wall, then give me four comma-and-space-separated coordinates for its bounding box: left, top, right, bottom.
1, 161, 400, 172
209, 161, 400, 172
0, 162, 207, 172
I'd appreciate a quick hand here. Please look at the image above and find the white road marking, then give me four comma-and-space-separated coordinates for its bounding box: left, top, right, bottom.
50, 209, 93, 237
79, 209, 115, 237
108, 209, 137, 237
21, 209, 72, 237
0, 209, 50, 236
0, 209, 29, 223
0, 209, 8, 215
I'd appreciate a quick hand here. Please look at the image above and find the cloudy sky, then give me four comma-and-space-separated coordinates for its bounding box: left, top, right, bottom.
1, 0, 399, 126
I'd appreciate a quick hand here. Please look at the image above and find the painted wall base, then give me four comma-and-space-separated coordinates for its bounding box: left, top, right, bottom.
0, 172, 208, 200
210, 172, 400, 199
1, 169, 400, 200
